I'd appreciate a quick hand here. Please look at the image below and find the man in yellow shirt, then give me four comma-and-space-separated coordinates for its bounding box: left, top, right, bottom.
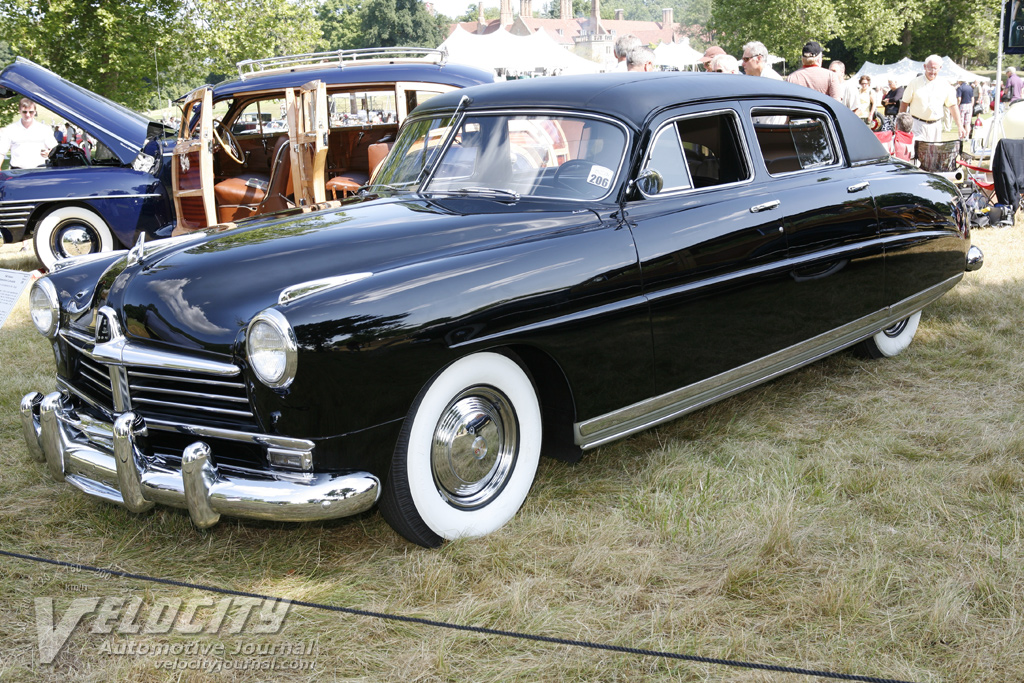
899, 55, 965, 141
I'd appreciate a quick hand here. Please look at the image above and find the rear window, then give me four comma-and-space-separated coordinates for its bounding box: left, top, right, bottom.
751, 109, 839, 175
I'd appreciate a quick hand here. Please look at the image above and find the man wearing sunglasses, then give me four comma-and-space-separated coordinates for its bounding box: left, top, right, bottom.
0, 98, 56, 169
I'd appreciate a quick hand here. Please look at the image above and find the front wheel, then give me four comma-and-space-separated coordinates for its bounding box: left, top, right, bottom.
859, 311, 921, 358
379, 352, 542, 547
33, 206, 115, 270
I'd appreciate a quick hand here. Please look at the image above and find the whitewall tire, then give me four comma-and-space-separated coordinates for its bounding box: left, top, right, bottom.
860, 311, 921, 358
380, 352, 542, 547
33, 206, 115, 270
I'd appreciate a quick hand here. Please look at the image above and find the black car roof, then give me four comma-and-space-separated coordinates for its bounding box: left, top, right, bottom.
209, 62, 495, 100
415, 73, 887, 164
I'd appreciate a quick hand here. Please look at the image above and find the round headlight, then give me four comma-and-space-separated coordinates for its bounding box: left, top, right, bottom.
29, 278, 60, 338
246, 309, 297, 389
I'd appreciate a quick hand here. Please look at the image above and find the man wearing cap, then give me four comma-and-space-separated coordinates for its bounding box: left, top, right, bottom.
786, 41, 842, 99
740, 41, 783, 79
700, 46, 725, 71
899, 54, 965, 141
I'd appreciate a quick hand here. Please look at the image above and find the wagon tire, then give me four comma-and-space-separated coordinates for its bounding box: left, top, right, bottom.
859, 311, 921, 359
379, 352, 542, 547
33, 206, 115, 270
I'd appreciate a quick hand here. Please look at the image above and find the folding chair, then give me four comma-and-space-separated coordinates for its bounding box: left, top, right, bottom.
956, 158, 1000, 226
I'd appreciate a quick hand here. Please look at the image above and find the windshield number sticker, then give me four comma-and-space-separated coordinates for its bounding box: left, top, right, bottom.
586, 165, 613, 189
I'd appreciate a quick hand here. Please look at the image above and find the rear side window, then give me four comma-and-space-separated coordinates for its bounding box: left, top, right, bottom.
641, 110, 751, 195
751, 110, 839, 175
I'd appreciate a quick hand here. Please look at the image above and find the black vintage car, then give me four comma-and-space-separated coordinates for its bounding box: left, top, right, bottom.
21, 73, 983, 547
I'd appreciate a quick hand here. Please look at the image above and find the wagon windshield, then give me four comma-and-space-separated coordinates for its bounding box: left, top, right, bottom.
371, 113, 627, 201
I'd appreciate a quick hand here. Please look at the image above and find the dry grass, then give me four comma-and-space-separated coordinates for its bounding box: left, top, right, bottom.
0, 227, 1022, 682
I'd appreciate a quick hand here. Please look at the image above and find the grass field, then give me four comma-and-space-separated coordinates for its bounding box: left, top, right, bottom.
0, 226, 1021, 682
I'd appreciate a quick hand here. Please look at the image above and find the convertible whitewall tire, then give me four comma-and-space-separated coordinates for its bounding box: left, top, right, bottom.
33, 206, 115, 270
861, 311, 921, 358
380, 352, 542, 547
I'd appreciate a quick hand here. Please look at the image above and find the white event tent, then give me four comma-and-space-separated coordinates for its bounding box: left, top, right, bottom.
652, 39, 703, 70
854, 56, 989, 86
439, 26, 602, 75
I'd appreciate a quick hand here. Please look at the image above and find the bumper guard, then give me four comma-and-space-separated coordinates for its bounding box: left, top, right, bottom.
20, 391, 380, 528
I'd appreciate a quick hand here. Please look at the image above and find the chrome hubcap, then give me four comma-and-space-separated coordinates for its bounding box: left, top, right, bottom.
431, 386, 518, 509
55, 224, 96, 258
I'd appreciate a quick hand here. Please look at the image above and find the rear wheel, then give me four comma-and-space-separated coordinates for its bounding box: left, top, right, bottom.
33, 206, 115, 270
379, 352, 542, 547
859, 311, 921, 358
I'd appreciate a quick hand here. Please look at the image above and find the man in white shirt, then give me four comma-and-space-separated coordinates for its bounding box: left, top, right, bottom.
0, 98, 56, 169
740, 41, 783, 80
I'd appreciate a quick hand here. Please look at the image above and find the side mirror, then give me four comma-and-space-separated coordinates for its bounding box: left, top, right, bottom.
635, 168, 664, 196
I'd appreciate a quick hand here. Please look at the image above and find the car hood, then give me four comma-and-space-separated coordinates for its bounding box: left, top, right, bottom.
0, 58, 158, 165
102, 196, 603, 353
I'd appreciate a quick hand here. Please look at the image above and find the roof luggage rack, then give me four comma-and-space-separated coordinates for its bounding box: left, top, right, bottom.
236, 48, 449, 80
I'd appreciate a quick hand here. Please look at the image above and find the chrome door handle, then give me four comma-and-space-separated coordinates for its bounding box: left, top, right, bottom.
749, 200, 780, 213
847, 181, 870, 193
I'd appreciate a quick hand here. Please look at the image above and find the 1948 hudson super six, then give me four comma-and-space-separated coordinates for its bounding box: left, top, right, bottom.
21, 73, 984, 547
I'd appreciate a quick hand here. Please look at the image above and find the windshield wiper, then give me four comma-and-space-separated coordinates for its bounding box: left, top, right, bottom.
425, 187, 521, 203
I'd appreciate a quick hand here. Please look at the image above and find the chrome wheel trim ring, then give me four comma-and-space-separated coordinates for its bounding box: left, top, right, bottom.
882, 318, 909, 338
431, 386, 518, 509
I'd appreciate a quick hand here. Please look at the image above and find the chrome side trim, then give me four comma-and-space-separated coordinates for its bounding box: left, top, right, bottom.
574, 275, 962, 449
453, 231, 960, 350
0, 194, 162, 204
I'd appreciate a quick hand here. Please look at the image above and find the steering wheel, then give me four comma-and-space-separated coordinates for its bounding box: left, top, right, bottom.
553, 159, 596, 197
212, 119, 245, 164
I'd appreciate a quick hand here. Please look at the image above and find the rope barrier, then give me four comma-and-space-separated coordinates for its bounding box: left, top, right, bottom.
1, 548, 917, 683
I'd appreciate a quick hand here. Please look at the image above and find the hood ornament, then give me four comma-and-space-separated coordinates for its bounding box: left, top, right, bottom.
127, 233, 146, 268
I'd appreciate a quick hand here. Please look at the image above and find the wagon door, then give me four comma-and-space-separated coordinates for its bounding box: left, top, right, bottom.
286, 80, 328, 206
172, 87, 216, 231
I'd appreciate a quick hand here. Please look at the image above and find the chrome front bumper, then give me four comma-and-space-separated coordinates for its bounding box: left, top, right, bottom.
20, 391, 380, 528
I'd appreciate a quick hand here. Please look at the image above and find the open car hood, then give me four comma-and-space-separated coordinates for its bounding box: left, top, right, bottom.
0, 57, 167, 165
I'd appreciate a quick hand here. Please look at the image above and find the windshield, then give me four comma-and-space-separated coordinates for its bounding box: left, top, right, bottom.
372, 113, 627, 200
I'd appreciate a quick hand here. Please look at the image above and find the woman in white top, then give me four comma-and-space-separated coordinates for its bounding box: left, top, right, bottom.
854, 75, 879, 126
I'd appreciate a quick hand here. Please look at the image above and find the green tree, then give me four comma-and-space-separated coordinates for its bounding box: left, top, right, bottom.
710, 0, 843, 61
358, 0, 444, 47
319, 0, 365, 49
455, 3, 499, 21
0, 0, 187, 109
181, 0, 324, 80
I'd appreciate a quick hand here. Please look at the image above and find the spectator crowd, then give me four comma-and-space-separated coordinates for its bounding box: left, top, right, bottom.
613, 34, 994, 144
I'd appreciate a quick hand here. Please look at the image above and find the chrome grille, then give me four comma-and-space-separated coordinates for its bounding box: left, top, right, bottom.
127, 368, 256, 428
75, 354, 115, 410
63, 344, 258, 432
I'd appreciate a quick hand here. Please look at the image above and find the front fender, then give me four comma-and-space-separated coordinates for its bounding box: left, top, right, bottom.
248, 220, 648, 460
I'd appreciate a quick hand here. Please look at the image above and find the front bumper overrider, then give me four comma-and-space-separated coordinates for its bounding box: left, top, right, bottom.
20, 391, 380, 528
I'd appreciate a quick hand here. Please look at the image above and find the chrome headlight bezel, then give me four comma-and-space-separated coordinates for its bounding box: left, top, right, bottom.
246, 308, 298, 389
29, 278, 60, 339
